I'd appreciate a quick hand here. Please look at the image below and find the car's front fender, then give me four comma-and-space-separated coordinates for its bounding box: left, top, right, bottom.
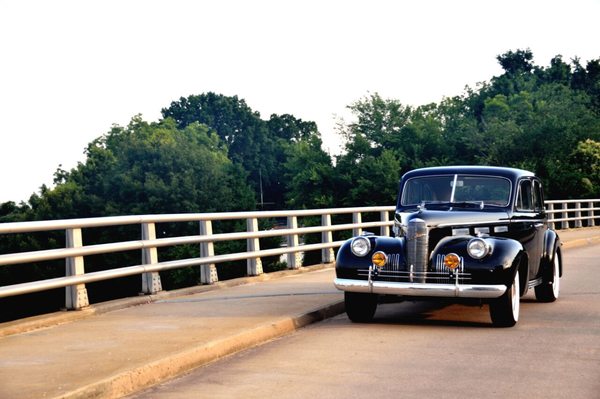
431, 235, 525, 287
335, 236, 406, 278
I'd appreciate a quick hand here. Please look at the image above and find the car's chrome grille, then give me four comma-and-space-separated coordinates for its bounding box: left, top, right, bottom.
359, 253, 471, 284
406, 218, 428, 283
383, 253, 402, 271
434, 254, 464, 273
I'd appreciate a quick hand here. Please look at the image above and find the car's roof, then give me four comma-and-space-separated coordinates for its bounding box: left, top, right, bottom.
401, 165, 535, 181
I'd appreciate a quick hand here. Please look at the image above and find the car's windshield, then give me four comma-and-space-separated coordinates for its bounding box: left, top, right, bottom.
400, 175, 511, 207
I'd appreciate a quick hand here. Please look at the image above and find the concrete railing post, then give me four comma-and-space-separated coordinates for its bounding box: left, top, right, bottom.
141, 223, 162, 295
199, 220, 218, 284
65, 228, 89, 310
547, 203, 555, 230
380, 211, 390, 236
321, 214, 335, 264
561, 202, 569, 230
246, 218, 263, 276
589, 201, 596, 227
287, 216, 302, 269
575, 202, 583, 228
352, 212, 362, 237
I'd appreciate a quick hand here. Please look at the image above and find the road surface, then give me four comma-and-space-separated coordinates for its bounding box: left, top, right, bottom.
129, 243, 600, 399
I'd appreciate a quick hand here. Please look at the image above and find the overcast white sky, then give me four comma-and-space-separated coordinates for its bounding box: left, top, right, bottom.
1, 0, 599, 204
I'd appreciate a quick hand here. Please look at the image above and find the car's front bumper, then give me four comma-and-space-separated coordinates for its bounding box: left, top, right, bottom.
334, 278, 507, 299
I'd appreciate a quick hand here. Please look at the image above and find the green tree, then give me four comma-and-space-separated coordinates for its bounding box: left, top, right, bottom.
265, 113, 324, 209
162, 93, 326, 209
536, 55, 572, 85
162, 93, 276, 205
42, 116, 254, 217
572, 58, 600, 114
283, 135, 337, 209
497, 48, 534, 75
572, 139, 600, 196
550, 139, 600, 198
335, 94, 453, 205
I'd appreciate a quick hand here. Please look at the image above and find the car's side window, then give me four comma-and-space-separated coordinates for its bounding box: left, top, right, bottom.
516, 180, 533, 211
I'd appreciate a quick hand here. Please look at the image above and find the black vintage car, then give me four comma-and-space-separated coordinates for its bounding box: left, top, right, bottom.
334, 166, 562, 327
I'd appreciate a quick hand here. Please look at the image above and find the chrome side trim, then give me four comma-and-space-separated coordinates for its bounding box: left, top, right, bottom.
436, 220, 511, 228
510, 219, 546, 224
334, 278, 506, 299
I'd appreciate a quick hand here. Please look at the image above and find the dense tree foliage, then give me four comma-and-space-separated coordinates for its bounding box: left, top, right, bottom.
283, 135, 337, 208
161, 93, 328, 209
324, 50, 599, 203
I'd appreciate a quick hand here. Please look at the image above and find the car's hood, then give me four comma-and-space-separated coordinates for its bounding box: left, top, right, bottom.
396, 209, 510, 228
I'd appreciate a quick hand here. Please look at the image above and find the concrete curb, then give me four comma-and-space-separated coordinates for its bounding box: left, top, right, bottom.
561, 234, 600, 249
57, 301, 345, 399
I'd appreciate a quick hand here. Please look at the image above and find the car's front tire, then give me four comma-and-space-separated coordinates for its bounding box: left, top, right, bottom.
344, 292, 378, 323
490, 270, 520, 327
535, 251, 560, 302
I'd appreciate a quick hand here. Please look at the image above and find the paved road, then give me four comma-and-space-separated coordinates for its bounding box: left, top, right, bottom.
129, 243, 600, 399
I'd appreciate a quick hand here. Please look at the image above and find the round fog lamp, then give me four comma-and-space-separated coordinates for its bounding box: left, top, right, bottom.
444, 253, 461, 270
350, 236, 371, 257
372, 251, 387, 268
467, 238, 490, 259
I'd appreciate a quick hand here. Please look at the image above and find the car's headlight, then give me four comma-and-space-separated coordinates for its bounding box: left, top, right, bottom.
350, 236, 371, 257
467, 237, 491, 259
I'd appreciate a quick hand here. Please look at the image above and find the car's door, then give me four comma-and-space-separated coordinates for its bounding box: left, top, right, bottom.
511, 178, 545, 279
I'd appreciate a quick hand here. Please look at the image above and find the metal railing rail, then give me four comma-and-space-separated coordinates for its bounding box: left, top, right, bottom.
0, 200, 598, 310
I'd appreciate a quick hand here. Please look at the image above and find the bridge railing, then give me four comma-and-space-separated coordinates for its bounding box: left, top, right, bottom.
0, 207, 394, 309
0, 200, 598, 311
545, 199, 599, 230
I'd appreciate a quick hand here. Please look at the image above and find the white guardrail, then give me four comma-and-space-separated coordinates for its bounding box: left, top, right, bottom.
0, 200, 598, 310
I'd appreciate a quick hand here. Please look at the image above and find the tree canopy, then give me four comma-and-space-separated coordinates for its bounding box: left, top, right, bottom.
161, 93, 328, 209
326, 50, 600, 205
1, 49, 598, 221
8, 117, 255, 221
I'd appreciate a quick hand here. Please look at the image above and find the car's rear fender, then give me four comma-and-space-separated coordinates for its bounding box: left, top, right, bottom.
542, 229, 562, 277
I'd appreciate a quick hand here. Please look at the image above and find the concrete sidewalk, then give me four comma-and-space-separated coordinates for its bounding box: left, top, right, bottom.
559, 226, 600, 248
0, 228, 599, 399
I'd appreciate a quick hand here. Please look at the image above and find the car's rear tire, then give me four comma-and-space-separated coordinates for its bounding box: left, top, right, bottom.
490, 270, 520, 327
535, 251, 560, 302
344, 292, 378, 323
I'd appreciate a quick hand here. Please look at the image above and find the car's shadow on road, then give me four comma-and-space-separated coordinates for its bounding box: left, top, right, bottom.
368, 299, 495, 328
